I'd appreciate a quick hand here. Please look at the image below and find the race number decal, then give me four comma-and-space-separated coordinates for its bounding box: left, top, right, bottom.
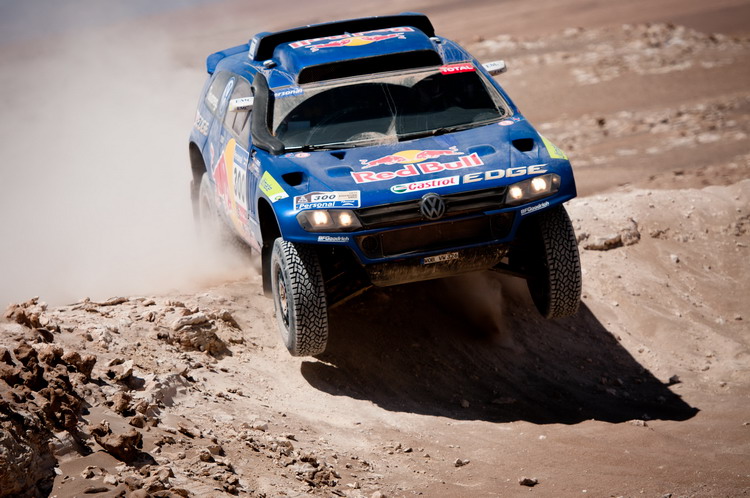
294, 191, 361, 211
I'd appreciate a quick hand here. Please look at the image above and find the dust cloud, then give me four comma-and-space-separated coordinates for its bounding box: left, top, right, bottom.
434, 272, 520, 349
0, 3, 250, 306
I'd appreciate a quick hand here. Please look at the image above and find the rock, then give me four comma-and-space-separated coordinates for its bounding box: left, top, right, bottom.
100, 297, 128, 306
81, 467, 95, 479
90, 422, 143, 463
37, 344, 63, 365
171, 312, 209, 331
620, 218, 641, 246
111, 392, 132, 414
129, 414, 147, 428
670, 254, 680, 264
83, 487, 111, 494
13, 342, 38, 365
250, 420, 268, 432
519, 477, 539, 487
4, 300, 43, 329
629, 419, 648, 427
137, 373, 190, 408
0, 347, 13, 365
216, 309, 240, 329
454, 458, 470, 467
62, 351, 97, 380
0, 407, 56, 496
109, 360, 134, 382
584, 234, 623, 251
173, 324, 225, 355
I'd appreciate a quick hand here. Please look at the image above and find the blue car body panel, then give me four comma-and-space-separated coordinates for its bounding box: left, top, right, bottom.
189, 13, 576, 278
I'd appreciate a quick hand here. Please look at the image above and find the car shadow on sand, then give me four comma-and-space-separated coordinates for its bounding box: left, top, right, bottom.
300, 272, 698, 424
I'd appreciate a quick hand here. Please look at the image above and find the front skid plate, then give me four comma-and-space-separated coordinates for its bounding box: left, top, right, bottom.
365, 246, 508, 287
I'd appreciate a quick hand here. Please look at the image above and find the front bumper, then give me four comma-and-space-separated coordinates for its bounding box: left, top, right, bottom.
364, 244, 508, 287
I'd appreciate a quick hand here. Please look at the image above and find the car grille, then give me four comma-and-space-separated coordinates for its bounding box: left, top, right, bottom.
356, 212, 515, 259
355, 187, 507, 229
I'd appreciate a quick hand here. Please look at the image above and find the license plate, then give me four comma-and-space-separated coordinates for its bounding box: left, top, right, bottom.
422, 252, 459, 265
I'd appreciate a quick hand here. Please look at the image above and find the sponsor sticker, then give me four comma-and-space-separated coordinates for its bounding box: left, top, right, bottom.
462, 164, 548, 184
498, 117, 522, 126
294, 191, 361, 211
439, 63, 475, 75
193, 110, 209, 136
391, 176, 459, 194
220, 78, 235, 109
352, 153, 483, 184
360, 147, 460, 169
318, 235, 349, 243
259, 171, 289, 202
422, 251, 459, 265
274, 87, 304, 98
540, 135, 568, 160
284, 152, 310, 159
289, 27, 413, 51
520, 201, 550, 216
250, 155, 261, 175
232, 144, 249, 211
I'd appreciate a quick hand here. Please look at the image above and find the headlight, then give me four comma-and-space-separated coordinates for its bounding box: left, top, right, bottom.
296, 209, 362, 232
505, 174, 560, 206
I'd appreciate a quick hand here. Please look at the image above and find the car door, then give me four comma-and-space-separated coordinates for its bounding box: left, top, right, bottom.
221, 76, 261, 249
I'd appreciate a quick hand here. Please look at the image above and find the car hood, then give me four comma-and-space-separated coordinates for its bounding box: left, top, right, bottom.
272, 118, 564, 207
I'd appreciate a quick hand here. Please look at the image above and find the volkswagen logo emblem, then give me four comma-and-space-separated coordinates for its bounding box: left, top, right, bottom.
420, 193, 446, 221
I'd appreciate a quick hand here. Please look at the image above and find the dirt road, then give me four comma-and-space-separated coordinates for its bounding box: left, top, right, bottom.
1, 0, 749, 496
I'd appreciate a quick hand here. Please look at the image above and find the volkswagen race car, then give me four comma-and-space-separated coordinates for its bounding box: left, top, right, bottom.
188, 13, 582, 356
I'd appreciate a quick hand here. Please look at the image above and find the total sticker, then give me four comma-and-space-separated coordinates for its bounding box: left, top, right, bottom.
294, 191, 361, 211
439, 63, 475, 75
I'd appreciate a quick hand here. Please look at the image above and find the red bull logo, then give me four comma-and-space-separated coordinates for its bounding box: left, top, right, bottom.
307, 34, 404, 51
360, 147, 462, 169
352, 153, 484, 184
289, 27, 413, 51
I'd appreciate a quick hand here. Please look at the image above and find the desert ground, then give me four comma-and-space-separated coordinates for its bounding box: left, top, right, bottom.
1, 0, 749, 496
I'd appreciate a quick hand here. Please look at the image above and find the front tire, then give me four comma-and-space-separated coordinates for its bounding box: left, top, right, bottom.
517, 205, 582, 319
271, 239, 328, 356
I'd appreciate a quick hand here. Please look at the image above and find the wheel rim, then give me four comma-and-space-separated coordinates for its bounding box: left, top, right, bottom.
275, 267, 289, 327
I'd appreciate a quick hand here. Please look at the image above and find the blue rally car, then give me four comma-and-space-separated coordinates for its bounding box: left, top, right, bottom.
189, 13, 582, 356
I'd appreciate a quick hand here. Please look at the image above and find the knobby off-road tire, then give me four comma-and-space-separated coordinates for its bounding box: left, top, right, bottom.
271, 238, 329, 356
524, 205, 582, 319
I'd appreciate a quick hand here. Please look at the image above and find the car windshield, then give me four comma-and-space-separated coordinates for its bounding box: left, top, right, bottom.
271, 64, 509, 150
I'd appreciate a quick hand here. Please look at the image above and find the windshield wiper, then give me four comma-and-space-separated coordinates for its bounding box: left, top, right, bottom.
397, 126, 462, 142
298, 142, 353, 152
397, 118, 504, 142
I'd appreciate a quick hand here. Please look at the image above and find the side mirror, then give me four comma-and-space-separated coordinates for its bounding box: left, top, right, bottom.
229, 96, 254, 112
483, 60, 507, 76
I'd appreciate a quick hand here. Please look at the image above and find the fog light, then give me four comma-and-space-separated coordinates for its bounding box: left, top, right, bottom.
508, 185, 523, 200
531, 176, 548, 192
312, 210, 330, 226
338, 212, 353, 226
